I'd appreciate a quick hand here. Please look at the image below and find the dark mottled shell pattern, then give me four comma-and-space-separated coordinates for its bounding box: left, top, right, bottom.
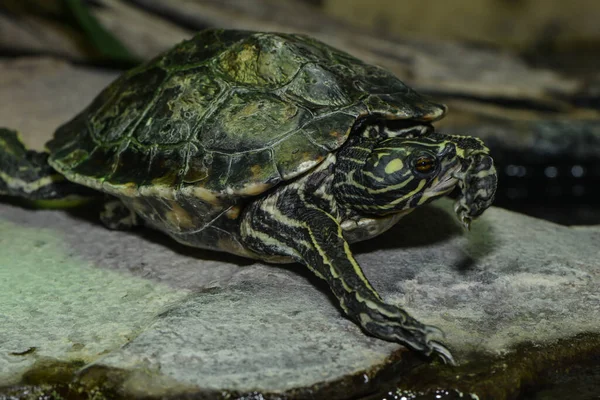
47, 29, 445, 202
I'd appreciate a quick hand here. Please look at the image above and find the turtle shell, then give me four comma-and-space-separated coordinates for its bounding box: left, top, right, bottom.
47, 29, 446, 202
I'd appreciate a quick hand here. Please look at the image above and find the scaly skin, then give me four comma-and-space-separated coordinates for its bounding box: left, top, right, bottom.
241, 131, 497, 364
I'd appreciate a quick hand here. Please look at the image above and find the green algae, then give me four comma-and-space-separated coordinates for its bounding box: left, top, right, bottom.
4, 333, 598, 399
369, 332, 600, 400
0, 350, 410, 400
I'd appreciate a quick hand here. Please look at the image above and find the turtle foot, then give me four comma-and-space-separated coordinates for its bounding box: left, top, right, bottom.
359, 303, 456, 365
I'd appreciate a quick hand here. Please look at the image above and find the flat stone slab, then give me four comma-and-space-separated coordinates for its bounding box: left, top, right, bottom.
0, 202, 399, 396
1, 198, 599, 397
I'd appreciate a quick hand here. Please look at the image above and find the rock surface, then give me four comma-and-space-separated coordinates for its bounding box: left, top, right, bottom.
0, 57, 599, 399
0, 58, 117, 150
1, 198, 599, 398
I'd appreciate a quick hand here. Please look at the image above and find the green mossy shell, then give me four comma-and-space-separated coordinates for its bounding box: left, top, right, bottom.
47, 29, 446, 199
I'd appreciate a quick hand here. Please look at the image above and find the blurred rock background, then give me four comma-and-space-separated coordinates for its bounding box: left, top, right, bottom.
326, 0, 600, 75
1, 0, 599, 224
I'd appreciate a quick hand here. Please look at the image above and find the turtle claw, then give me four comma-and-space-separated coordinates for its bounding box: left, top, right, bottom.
430, 340, 456, 366
423, 325, 456, 365
360, 303, 456, 365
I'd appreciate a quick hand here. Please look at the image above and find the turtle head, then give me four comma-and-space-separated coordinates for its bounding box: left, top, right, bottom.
334, 133, 497, 227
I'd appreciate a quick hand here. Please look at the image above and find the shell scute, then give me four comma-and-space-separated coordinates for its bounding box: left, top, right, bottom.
199, 91, 307, 153
143, 145, 188, 189
71, 144, 119, 180
134, 67, 223, 146
160, 29, 252, 69
226, 149, 279, 193
302, 112, 358, 151
181, 144, 209, 185
284, 63, 356, 110
215, 34, 309, 88
48, 125, 95, 171
195, 152, 231, 192
105, 141, 150, 187
272, 131, 329, 180
89, 67, 168, 144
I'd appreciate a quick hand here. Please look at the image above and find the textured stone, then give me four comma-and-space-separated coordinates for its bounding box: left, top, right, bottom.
1, 198, 599, 397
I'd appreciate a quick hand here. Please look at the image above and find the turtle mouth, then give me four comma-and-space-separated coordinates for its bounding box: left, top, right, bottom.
420, 161, 462, 202
438, 165, 462, 191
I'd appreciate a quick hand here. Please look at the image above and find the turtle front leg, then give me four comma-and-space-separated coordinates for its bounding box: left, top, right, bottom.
240, 193, 455, 364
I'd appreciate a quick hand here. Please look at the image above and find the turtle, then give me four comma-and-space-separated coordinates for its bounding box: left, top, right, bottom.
0, 29, 497, 364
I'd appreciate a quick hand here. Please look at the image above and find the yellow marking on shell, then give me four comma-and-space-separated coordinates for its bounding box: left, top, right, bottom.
384, 159, 404, 174
137, 184, 176, 200
182, 185, 220, 205
106, 182, 138, 198
237, 182, 272, 196
250, 164, 262, 178
225, 205, 242, 220
128, 198, 149, 213
164, 201, 195, 230
240, 102, 261, 117
328, 130, 346, 146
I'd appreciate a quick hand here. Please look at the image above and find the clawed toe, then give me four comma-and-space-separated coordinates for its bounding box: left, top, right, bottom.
429, 340, 456, 366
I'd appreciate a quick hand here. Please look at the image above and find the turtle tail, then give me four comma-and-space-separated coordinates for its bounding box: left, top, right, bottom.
0, 128, 94, 203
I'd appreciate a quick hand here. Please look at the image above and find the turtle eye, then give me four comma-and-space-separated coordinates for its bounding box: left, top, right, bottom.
414, 156, 436, 173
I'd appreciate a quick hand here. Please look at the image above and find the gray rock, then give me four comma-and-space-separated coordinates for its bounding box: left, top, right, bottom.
1, 198, 598, 397
0, 58, 116, 150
